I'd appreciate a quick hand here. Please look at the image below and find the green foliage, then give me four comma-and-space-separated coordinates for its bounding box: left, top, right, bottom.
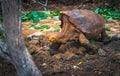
92, 5, 120, 20
22, 11, 48, 23
0, 29, 5, 39
88, 39, 95, 43
50, 10, 60, 17
22, 10, 60, 22
54, 28, 60, 32
0, 12, 3, 23
50, 10, 60, 20
0, 16, 3, 23
28, 23, 50, 31
104, 26, 110, 31
35, 25, 50, 30
45, 10, 60, 20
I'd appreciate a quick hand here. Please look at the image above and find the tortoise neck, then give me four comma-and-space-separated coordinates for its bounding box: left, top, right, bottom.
60, 16, 76, 42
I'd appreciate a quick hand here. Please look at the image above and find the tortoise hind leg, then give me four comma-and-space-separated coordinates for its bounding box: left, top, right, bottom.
101, 30, 112, 44
79, 33, 98, 51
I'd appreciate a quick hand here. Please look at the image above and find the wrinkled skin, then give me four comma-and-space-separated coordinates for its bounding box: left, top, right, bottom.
43, 10, 110, 54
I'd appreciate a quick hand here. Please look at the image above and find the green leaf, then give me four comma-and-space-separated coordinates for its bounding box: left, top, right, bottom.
104, 27, 110, 31
88, 39, 95, 43
51, 10, 60, 16
44, 10, 51, 16
92, 8, 120, 20
0, 29, 5, 39
35, 25, 50, 30
95, 8, 100, 13
0, 16, 3, 23
52, 16, 59, 20
21, 12, 29, 22
32, 17, 40, 23
31, 11, 39, 17
21, 11, 48, 23
108, 17, 113, 20
29, 23, 39, 28
54, 28, 60, 32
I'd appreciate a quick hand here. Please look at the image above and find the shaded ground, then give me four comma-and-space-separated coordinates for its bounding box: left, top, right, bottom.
26, 19, 120, 76
0, 2, 120, 76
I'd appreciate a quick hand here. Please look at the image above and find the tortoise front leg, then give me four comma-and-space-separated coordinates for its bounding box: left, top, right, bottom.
79, 33, 97, 51
49, 42, 62, 55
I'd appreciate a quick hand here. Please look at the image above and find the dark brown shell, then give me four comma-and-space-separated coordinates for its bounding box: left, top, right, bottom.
60, 10, 105, 34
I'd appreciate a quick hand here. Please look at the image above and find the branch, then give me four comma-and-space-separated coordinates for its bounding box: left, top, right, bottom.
32, 0, 48, 7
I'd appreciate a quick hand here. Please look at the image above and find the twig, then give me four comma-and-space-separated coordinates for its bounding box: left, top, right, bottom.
32, 0, 48, 7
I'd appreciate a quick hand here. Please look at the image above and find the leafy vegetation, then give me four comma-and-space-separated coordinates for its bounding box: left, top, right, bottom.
0, 30, 4, 39
22, 11, 48, 23
93, 6, 120, 20
42, 10, 60, 20
0, 24, 4, 39
22, 10, 60, 23
50, 10, 60, 20
88, 39, 95, 43
0, 12, 3, 23
35, 25, 50, 30
54, 28, 60, 32
28, 23, 50, 31
0, 16, 3, 23
104, 26, 110, 31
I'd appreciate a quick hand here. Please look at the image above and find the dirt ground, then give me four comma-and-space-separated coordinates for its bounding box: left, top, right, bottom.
1, 18, 120, 76
0, 2, 120, 76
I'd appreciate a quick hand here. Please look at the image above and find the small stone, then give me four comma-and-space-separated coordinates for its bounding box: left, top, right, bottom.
42, 63, 47, 66
52, 53, 62, 60
62, 51, 76, 60
98, 71, 102, 74
52, 65, 62, 73
72, 47, 86, 55
98, 48, 107, 56
73, 65, 79, 69
27, 31, 43, 40
85, 63, 94, 72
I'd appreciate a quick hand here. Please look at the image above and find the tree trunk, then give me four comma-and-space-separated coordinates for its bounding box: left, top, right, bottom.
1, 0, 42, 76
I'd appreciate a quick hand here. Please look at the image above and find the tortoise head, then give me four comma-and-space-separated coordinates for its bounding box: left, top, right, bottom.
49, 35, 58, 42
48, 33, 67, 43
48, 32, 61, 42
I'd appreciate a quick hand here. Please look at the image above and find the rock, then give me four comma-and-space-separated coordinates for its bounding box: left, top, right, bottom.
62, 51, 76, 60
52, 53, 62, 60
73, 65, 79, 69
27, 32, 43, 40
53, 65, 61, 72
70, 47, 86, 55
85, 63, 94, 72
98, 48, 107, 56
52, 64, 62, 73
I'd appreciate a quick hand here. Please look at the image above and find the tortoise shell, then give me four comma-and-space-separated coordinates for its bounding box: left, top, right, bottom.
60, 10, 105, 35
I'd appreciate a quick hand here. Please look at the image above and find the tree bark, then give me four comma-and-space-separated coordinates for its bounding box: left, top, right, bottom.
1, 0, 42, 76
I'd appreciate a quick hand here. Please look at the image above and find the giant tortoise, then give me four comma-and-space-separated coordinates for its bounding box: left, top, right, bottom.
45, 10, 110, 52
